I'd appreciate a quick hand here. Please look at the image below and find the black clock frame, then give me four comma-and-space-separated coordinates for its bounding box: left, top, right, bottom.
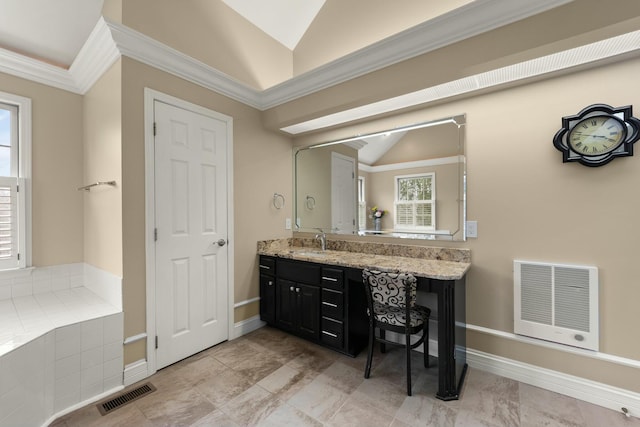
553, 104, 640, 167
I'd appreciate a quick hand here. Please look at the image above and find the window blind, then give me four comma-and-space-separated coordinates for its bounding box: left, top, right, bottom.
0, 177, 25, 269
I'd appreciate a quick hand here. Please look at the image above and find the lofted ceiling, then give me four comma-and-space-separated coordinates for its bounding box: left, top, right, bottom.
0, 0, 330, 68
0, 0, 104, 68
1, 0, 640, 135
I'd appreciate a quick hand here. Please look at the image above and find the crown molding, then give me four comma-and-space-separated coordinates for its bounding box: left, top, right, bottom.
69, 18, 121, 94
0, 0, 570, 103
0, 46, 78, 93
2, 0, 637, 132
104, 19, 263, 109
259, 0, 573, 108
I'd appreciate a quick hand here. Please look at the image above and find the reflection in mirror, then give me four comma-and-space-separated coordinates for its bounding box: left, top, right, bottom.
294, 115, 466, 241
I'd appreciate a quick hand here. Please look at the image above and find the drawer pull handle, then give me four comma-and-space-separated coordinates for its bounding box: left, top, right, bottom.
268, 281, 273, 286
322, 276, 338, 282
259, 265, 271, 270
290, 286, 295, 291
322, 331, 338, 338
322, 302, 338, 308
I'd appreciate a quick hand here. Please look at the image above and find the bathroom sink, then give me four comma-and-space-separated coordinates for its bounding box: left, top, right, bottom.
290, 250, 329, 258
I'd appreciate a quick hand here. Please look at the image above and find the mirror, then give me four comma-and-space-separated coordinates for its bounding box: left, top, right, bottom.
294, 115, 466, 241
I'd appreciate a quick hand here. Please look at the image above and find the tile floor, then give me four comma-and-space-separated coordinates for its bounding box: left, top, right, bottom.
51, 326, 639, 427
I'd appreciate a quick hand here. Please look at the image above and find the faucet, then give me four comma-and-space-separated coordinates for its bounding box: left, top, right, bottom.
315, 228, 327, 251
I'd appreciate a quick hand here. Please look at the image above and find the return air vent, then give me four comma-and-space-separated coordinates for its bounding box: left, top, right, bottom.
97, 382, 156, 415
514, 260, 599, 351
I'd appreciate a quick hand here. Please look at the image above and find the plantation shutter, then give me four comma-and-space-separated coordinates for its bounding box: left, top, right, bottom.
0, 177, 25, 269
415, 203, 433, 227
395, 202, 413, 226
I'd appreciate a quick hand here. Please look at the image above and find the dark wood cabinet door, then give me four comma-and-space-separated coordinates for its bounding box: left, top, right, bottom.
276, 279, 296, 331
259, 273, 276, 323
297, 284, 320, 340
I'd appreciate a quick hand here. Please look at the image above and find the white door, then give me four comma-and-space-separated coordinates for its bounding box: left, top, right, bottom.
154, 100, 229, 369
331, 152, 356, 233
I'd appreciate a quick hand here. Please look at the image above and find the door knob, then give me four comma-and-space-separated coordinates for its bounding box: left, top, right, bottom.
217, 239, 227, 246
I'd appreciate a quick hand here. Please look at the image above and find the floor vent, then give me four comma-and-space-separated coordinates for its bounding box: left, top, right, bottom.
97, 382, 156, 415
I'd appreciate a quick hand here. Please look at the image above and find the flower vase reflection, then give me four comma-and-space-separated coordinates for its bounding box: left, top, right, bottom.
371, 206, 386, 232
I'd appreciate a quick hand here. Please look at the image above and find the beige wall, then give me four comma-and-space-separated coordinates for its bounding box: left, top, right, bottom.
83, 60, 123, 276
0, 72, 84, 267
121, 0, 293, 90
293, 0, 472, 76
265, 2, 640, 130
291, 57, 640, 392
120, 57, 292, 364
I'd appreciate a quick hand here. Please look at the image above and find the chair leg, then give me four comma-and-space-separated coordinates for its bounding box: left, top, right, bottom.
406, 332, 412, 396
423, 321, 429, 369
380, 329, 386, 353
365, 322, 375, 379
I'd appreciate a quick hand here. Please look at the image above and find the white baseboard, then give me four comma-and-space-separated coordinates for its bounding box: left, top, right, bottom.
467, 348, 640, 418
42, 385, 124, 427
233, 314, 266, 339
123, 359, 149, 386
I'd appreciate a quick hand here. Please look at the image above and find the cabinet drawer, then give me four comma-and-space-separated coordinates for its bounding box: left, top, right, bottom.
278, 259, 321, 285
321, 288, 343, 320
321, 267, 343, 290
320, 317, 343, 349
259, 257, 276, 275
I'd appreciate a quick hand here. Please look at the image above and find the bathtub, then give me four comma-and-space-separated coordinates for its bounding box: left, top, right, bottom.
0, 263, 123, 427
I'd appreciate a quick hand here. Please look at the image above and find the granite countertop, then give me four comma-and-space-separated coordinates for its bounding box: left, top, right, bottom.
258, 238, 470, 281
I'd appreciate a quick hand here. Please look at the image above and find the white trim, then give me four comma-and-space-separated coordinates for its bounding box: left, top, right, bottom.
467, 348, 640, 419
280, 30, 640, 133
467, 323, 640, 370
0, 91, 32, 268
143, 88, 235, 377
123, 359, 149, 386
143, 89, 157, 378
41, 385, 125, 427
123, 332, 147, 345
234, 296, 260, 309
233, 315, 266, 339
261, 0, 572, 108
69, 17, 121, 94
106, 20, 261, 108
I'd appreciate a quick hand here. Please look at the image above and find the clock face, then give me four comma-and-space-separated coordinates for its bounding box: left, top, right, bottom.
568, 115, 626, 156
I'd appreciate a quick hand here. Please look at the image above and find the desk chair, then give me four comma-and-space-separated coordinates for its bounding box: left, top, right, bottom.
362, 269, 430, 396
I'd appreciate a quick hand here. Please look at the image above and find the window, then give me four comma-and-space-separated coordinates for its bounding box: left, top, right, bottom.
394, 173, 435, 231
358, 176, 366, 230
0, 93, 31, 270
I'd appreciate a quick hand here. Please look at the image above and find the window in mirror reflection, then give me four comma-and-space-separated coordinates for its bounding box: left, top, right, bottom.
395, 173, 435, 231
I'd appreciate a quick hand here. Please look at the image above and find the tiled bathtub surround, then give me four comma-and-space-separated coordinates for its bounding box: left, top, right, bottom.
0, 263, 123, 427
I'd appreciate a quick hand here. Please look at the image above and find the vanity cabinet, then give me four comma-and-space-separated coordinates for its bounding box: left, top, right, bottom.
259, 257, 276, 324
276, 279, 319, 340
259, 255, 367, 357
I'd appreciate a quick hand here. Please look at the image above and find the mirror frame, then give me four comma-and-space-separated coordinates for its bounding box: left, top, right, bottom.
293, 114, 467, 241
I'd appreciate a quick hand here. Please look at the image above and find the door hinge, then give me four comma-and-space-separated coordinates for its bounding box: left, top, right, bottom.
17, 253, 20, 261
154, 228, 158, 242
16, 184, 19, 192
155, 336, 158, 349
153, 122, 157, 136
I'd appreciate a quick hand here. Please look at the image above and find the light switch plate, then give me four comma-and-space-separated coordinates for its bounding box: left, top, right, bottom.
466, 221, 478, 238
285, 218, 292, 230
